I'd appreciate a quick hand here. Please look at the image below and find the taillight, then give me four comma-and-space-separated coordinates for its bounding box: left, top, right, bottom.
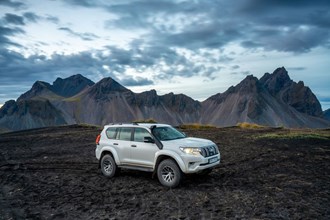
96, 134, 101, 145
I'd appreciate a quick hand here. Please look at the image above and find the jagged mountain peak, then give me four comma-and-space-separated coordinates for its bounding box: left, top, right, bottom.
52, 74, 94, 97
34, 80, 52, 87
53, 74, 93, 85
17, 81, 53, 101
260, 67, 290, 82
93, 77, 129, 92
205, 75, 262, 105
87, 77, 130, 100
260, 67, 322, 117
0, 100, 17, 117
260, 67, 292, 95
230, 75, 263, 94
18, 74, 95, 101
139, 89, 158, 97
273, 67, 290, 80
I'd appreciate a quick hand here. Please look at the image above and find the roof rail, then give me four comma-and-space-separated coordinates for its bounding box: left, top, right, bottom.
108, 122, 139, 125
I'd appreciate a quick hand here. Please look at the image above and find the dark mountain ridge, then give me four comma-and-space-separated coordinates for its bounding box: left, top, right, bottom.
18, 74, 94, 101
260, 67, 323, 117
0, 67, 329, 131
87, 77, 130, 100
52, 74, 95, 97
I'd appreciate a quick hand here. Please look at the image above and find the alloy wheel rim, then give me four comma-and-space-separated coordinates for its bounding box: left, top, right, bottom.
161, 166, 175, 182
103, 159, 113, 173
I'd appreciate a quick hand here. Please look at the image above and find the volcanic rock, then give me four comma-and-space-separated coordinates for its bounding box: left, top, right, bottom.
260, 67, 323, 117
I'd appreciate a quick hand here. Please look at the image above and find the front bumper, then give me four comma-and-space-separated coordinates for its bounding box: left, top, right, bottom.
181, 153, 221, 173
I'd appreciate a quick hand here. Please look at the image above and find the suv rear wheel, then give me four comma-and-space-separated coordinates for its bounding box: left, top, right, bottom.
100, 154, 117, 178
157, 159, 182, 188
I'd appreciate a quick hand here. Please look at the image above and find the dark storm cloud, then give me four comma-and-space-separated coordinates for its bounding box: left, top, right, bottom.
0, 49, 98, 83
120, 76, 154, 87
0, 25, 24, 48
106, 0, 183, 16
23, 12, 41, 23
58, 27, 99, 41
0, 26, 24, 36
236, 0, 330, 52
45, 15, 60, 24
104, 44, 203, 79
155, 24, 241, 50
0, 50, 105, 104
240, 0, 330, 13
104, 1, 239, 50
0, 0, 25, 9
0, 46, 157, 87
231, 65, 240, 70
4, 13, 25, 25
60, 0, 330, 53
103, 0, 330, 53
63, 0, 99, 8
241, 25, 330, 53
105, 46, 134, 66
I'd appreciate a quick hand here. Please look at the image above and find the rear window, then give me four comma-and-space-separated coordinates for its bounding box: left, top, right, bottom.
106, 127, 117, 139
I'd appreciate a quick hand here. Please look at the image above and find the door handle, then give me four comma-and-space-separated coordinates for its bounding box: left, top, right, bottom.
113, 143, 118, 145
131, 145, 137, 147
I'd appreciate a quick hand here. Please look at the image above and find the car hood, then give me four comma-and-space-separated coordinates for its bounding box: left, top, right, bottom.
162, 137, 214, 148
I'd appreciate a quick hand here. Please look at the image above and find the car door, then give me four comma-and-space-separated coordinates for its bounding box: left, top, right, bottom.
113, 127, 132, 164
129, 127, 159, 168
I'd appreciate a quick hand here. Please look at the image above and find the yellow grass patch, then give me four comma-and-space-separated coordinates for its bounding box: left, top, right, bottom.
179, 123, 216, 129
236, 122, 265, 129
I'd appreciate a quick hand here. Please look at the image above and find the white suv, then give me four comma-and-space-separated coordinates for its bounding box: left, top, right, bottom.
95, 123, 220, 188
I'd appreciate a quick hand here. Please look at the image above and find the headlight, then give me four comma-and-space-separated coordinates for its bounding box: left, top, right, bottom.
180, 147, 202, 156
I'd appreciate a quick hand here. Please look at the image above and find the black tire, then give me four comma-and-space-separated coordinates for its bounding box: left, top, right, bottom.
157, 159, 182, 188
100, 154, 117, 178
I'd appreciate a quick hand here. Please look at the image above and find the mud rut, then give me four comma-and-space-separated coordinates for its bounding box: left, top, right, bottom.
0, 125, 329, 219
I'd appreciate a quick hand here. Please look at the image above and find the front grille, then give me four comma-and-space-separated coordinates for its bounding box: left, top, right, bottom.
201, 145, 218, 157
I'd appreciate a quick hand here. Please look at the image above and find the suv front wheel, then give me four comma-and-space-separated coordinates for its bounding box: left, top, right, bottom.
100, 154, 117, 178
157, 159, 182, 188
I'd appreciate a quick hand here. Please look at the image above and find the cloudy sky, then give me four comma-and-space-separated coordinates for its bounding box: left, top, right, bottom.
0, 0, 329, 110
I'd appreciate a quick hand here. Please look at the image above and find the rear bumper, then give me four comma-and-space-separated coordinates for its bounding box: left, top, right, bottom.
95, 145, 101, 160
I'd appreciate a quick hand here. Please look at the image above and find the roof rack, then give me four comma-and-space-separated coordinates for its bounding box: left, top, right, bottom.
108, 122, 139, 125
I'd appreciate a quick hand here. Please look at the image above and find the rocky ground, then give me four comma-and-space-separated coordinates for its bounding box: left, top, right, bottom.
0, 125, 329, 219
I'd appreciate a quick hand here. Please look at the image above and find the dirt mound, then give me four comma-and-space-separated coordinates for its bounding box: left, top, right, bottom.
1, 125, 329, 219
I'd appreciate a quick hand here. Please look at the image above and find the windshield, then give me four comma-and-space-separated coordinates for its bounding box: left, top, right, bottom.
152, 126, 186, 141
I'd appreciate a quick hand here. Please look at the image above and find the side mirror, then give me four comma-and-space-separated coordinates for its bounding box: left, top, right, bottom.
144, 136, 155, 143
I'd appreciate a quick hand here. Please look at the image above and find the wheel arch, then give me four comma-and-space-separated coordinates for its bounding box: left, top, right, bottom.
99, 146, 120, 167
153, 151, 187, 175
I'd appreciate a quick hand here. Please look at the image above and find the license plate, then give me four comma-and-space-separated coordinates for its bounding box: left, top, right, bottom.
209, 157, 218, 164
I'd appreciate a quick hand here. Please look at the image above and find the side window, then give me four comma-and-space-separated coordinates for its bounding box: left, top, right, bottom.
133, 128, 152, 142
106, 127, 117, 139
117, 127, 132, 141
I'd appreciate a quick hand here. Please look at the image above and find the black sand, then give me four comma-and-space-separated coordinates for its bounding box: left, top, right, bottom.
0, 125, 329, 219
